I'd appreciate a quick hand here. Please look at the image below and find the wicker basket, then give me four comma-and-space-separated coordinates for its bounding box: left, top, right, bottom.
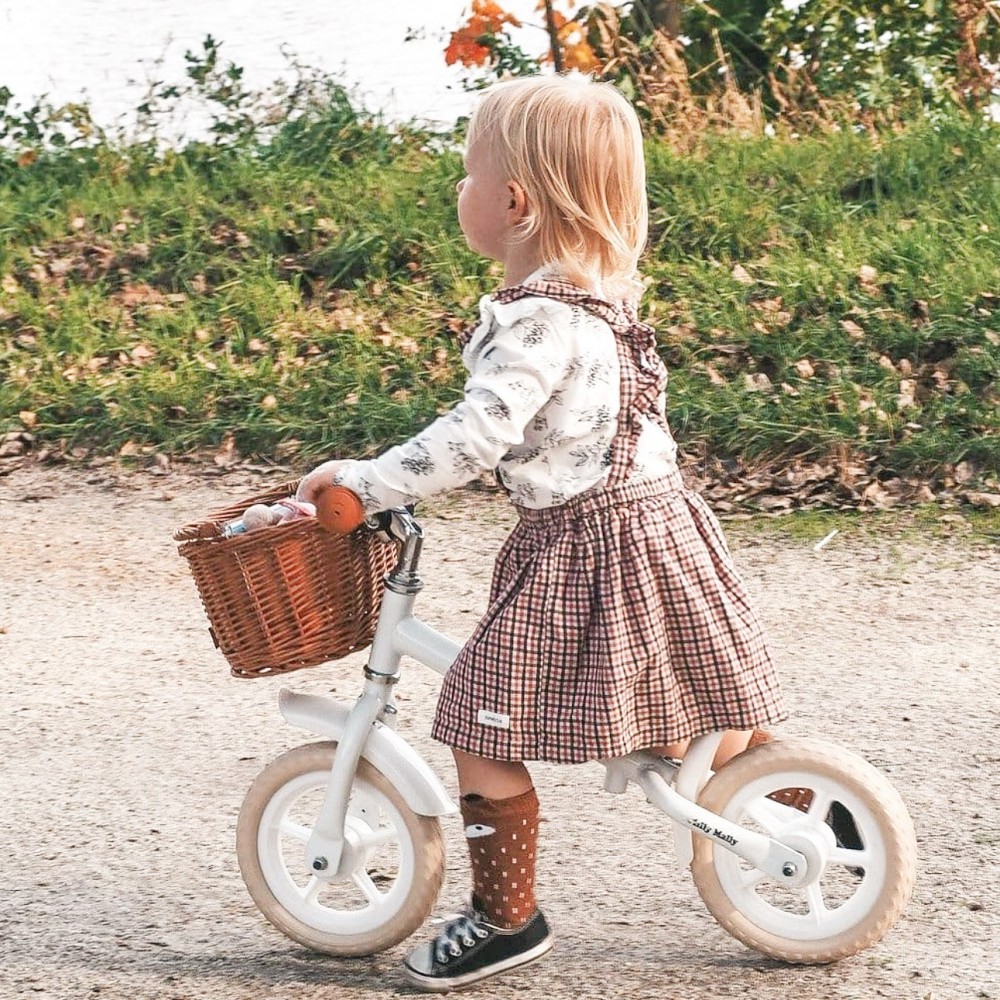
174, 480, 398, 678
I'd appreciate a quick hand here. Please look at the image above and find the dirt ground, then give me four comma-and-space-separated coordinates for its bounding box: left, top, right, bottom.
1, 462, 998, 1000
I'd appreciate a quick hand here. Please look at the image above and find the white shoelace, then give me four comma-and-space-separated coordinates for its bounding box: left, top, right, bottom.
433, 913, 490, 964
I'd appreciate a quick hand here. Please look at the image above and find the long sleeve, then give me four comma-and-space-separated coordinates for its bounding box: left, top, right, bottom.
334, 304, 572, 513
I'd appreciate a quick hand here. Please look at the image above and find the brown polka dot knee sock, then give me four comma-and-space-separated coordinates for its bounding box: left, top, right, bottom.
460, 787, 539, 929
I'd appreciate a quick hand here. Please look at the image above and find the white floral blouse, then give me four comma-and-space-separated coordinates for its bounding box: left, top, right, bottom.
333, 273, 678, 513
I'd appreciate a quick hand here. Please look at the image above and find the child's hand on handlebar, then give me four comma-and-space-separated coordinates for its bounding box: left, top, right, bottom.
297, 462, 367, 533
296, 460, 351, 507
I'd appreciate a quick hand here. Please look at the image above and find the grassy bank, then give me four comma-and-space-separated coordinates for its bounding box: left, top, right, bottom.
1, 95, 999, 489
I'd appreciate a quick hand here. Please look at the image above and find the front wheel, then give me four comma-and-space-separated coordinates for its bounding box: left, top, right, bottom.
690, 738, 916, 964
237, 742, 445, 956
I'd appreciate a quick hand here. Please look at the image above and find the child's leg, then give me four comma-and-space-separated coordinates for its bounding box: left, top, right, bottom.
402, 749, 551, 990
453, 749, 533, 799
452, 749, 540, 929
653, 728, 757, 770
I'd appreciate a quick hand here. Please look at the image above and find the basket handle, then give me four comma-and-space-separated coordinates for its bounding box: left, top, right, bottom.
316, 485, 367, 534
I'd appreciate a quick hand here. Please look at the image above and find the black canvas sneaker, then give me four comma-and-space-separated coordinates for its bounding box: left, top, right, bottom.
403, 904, 553, 992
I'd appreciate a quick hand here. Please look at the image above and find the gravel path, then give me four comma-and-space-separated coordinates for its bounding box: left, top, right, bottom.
2, 464, 997, 1000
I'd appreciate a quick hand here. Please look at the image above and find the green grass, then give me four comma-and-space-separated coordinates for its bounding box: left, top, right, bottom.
728, 504, 1000, 547
642, 120, 1000, 478
1, 93, 999, 485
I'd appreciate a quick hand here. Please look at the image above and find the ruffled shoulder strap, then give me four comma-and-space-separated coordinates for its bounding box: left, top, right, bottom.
494, 277, 635, 335
494, 277, 669, 486
493, 277, 664, 385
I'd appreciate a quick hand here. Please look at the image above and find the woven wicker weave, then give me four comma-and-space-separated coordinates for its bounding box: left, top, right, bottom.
174, 480, 398, 678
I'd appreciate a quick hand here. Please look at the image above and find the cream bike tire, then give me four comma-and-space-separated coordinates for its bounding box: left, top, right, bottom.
691, 738, 916, 963
237, 742, 445, 956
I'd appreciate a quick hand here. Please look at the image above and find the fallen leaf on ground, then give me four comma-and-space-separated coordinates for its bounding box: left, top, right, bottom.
130, 344, 156, 365
751, 297, 784, 313
897, 379, 916, 409
744, 372, 772, 391
705, 363, 727, 386
213, 433, 239, 468
963, 492, 1000, 509
119, 283, 166, 307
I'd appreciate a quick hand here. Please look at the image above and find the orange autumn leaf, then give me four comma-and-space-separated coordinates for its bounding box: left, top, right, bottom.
557, 17, 585, 42
558, 21, 601, 73
445, 0, 521, 67
530, 12, 598, 71
473, 0, 520, 28
445, 31, 491, 66
562, 37, 600, 72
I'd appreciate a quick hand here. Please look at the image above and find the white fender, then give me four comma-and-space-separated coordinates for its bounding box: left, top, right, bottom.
278, 689, 458, 817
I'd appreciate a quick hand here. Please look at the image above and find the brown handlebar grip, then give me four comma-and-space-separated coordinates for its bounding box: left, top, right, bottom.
316, 486, 366, 534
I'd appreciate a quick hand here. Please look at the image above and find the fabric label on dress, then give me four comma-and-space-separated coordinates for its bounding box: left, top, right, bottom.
477, 709, 511, 729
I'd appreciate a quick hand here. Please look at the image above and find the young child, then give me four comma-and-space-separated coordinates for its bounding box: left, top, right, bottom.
296, 73, 786, 991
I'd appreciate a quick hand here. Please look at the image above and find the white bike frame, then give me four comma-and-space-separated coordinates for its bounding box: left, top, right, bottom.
280, 509, 809, 888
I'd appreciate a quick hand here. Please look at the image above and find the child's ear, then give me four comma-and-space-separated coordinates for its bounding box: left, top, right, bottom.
507, 181, 528, 221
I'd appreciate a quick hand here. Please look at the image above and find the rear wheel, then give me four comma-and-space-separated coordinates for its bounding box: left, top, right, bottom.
690, 738, 916, 963
237, 742, 445, 956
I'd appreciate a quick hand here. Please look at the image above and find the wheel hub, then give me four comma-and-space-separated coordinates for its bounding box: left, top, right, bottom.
774, 817, 836, 888
306, 817, 374, 882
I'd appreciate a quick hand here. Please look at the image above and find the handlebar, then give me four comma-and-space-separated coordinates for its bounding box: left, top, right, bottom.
316, 485, 424, 583
316, 486, 367, 534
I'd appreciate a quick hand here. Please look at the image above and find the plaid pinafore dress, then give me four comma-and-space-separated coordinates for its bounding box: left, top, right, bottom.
431, 279, 786, 764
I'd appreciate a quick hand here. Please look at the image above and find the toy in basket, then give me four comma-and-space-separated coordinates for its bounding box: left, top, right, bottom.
174, 480, 398, 678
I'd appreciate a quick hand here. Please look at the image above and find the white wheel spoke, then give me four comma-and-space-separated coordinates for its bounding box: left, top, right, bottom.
805, 883, 828, 925
743, 797, 785, 834
363, 824, 398, 850
807, 791, 833, 821
829, 847, 871, 868
279, 819, 312, 843
300, 876, 324, 904
352, 870, 386, 907
739, 867, 770, 891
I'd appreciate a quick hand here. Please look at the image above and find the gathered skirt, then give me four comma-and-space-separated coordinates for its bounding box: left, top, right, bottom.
431, 470, 787, 763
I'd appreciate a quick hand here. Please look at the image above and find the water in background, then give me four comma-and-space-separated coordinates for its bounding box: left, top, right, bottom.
0, 0, 546, 132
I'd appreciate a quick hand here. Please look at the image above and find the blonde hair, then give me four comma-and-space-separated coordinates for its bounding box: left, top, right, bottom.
467, 74, 648, 299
